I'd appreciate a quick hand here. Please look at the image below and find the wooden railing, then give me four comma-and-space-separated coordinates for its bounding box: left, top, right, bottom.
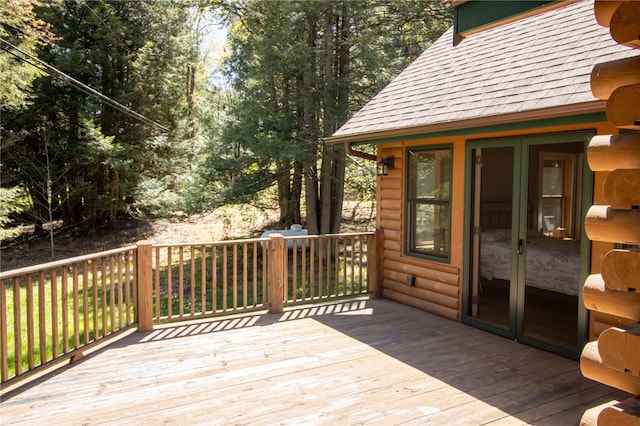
146, 232, 374, 323
150, 238, 269, 322
1, 231, 376, 385
0, 246, 138, 385
283, 233, 370, 304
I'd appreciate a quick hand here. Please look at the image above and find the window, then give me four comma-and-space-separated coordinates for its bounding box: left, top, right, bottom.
538, 152, 578, 238
406, 146, 452, 260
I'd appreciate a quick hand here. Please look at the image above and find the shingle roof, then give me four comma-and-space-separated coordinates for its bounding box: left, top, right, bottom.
330, 1, 636, 142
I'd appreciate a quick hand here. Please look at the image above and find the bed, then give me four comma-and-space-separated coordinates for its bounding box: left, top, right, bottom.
479, 228, 581, 296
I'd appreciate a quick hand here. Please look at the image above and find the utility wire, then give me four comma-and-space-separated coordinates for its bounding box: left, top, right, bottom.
80, 0, 121, 42
0, 37, 169, 133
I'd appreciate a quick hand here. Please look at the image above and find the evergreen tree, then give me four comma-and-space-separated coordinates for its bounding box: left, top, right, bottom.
0, 0, 56, 111
207, 0, 451, 233
1, 1, 201, 233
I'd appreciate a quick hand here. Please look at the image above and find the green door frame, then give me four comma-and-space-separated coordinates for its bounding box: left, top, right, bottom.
462, 131, 594, 359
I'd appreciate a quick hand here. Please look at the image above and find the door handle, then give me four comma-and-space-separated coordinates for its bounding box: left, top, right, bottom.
518, 239, 524, 255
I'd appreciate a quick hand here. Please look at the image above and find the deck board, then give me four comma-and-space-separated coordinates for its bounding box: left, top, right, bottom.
0, 298, 629, 425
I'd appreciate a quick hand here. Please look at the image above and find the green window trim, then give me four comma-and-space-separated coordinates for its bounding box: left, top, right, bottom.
405, 144, 453, 262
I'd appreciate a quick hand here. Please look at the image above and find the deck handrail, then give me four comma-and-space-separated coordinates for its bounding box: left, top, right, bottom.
1, 230, 379, 386
0, 245, 138, 280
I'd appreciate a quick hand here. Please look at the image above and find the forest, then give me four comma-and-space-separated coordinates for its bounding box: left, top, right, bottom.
1, 0, 452, 246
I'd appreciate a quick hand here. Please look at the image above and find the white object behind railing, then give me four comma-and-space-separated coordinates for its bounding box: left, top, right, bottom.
261, 224, 309, 248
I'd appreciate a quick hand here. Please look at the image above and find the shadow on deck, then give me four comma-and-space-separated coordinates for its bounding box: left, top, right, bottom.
0, 298, 628, 425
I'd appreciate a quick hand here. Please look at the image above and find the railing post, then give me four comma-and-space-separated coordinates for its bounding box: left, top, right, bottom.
136, 240, 154, 331
368, 228, 384, 299
268, 234, 285, 313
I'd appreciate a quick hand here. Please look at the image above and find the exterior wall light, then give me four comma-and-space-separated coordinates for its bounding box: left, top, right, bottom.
376, 157, 395, 176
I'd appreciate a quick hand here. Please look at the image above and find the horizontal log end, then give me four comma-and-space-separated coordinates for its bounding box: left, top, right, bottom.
600, 397, 640, 426
599, 324, 640, 377
581, 397, 640, 426
583, 274, 640, 321
602, 249, 640, 292
581, 341, 640, 395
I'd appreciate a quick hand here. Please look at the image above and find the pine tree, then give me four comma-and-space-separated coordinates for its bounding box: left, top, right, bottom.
207, 0, 451, 233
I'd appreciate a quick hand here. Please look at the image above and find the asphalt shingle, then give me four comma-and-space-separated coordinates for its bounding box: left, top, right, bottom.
332, 1, 636, 140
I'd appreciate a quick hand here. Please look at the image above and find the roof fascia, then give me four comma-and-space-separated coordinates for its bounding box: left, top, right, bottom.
326, 102, 606, 146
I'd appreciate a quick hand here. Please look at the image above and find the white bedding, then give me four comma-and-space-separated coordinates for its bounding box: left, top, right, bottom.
479, 229, 581, 296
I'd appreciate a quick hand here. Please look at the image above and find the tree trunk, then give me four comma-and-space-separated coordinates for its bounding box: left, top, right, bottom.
304, 161, 320, 235
319, 5, 349, 235
319, 9, 336, 235
330, 3, 350, 234
277, 160, 293, 225
291, 160, 303, 225
303, 12, 320, 235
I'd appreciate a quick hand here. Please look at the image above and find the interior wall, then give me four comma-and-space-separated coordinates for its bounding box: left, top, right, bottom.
480, 147, 513, 203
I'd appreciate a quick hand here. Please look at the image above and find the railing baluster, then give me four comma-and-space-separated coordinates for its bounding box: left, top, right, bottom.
116, 253, 123, 329
309, 239, 318, 300
178, 247, 184, 318
190, 246, 196, 316
124, 251, 131, 325
212, 245, 218, 312
91, 260, 99, 342
222, 245, 228, 312
358, 235, 363, 294
337, 237, 342, 296
154, 247, 160, 321
12, 277, 22, 376
38, 271, 46, 365
252, 242, 258, 307
292, 241, 298, 302
242, 243, 248, 309
50, 268, 58, 359
233, 244, 238, 311
0, 278, 7, 382
345, 236, 350, 295
201, 245, 206, 316
262, 241, 267, 305
301, 240, 307, 301
62, 266, 69, 354
26, 274, 34, 369
167, 248, 173, 320
318, 238, 323, 298
72, 264, 80, 349
327, 238, 332, 298
83, 261, 90, 345
101, 258, 108, 337
114, 254, 120, 328
109, 256, 115, 334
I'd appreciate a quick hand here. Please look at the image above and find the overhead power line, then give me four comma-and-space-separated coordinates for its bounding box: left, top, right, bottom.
0, 37, 169, 133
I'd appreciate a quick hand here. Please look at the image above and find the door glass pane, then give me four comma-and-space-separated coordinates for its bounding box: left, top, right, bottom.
523, 144, 582, 348
469, 146, 513, 328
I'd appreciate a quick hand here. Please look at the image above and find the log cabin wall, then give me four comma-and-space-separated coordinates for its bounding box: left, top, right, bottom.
377, 141, 461, 321
374, 121, 624, 330
588, 130, 639, 341
579, 2, 640, 420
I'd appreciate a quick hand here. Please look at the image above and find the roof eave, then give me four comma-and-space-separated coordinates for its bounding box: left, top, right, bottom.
326, 101, 606, 145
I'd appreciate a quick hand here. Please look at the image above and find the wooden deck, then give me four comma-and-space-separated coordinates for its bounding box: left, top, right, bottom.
1, 298, 628, 425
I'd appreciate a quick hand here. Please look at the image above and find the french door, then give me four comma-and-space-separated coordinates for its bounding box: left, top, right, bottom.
463, 132, 592, 358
